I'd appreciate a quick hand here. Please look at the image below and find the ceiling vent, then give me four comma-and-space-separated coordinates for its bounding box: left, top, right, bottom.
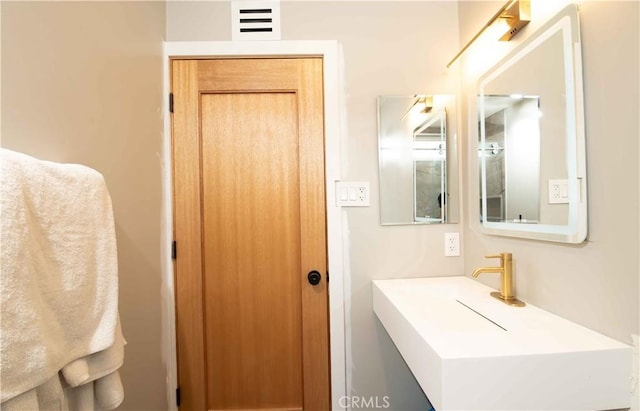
231, 1, 281, 41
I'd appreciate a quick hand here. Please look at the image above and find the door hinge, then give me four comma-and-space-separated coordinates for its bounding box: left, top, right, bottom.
326, 271, 329, 283
169, 92, 174, 113
171, 241, 177, 259
176, 387, 181, 407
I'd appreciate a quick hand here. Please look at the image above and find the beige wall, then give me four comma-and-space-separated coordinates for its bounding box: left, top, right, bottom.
459, 0, 639, 350
1, 2, 168, 410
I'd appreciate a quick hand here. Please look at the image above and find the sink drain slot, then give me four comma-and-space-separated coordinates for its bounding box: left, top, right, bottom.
456, 300, 507, 331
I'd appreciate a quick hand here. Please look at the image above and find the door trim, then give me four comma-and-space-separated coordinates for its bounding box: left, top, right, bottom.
161, 41, 346, 410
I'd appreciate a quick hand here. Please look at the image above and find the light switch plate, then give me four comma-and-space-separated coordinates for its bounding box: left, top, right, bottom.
336, 182, 370, 207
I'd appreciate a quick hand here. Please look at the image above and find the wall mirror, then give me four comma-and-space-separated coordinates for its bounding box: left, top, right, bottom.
477, 4, 587, 243
378, 95, 459, 225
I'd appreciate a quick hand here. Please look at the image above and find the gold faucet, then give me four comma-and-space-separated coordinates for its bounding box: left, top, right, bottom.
472, 253, 525, 307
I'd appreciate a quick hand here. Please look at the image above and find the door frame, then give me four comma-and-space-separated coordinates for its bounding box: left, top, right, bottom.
161, 41, 346, 410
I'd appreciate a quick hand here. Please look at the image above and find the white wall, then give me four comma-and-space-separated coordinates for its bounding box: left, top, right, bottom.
167, 2, 463, 409
459, 0, 639, 352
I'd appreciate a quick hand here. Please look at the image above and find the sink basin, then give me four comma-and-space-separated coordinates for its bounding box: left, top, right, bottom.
372, 276, 632, 410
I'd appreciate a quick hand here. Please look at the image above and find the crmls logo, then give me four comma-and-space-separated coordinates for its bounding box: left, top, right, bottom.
339, 396, 391, 409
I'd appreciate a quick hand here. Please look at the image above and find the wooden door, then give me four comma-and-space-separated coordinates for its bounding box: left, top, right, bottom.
171, 58, 330, 411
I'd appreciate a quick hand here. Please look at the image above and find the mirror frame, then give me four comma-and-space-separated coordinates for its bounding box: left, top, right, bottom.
476, 4, 587, 243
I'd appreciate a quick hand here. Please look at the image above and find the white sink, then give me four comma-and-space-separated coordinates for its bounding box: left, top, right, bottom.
372, 276, 632, 411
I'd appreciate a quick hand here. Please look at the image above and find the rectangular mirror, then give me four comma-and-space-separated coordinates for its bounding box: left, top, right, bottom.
477, 4, 587, 243
378, 95, 459, 225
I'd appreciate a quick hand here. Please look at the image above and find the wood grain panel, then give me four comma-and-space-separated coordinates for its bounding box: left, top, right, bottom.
197, 59, 301, 92
296, 58, 331, 410
171, 59, 207, 411
201, 92, 303, 410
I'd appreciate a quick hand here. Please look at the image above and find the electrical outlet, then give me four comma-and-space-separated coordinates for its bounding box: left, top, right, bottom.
548, 179, 569, 204
336, 182, 370, 207
444, 232, 460, 257
357, 186, 367, 203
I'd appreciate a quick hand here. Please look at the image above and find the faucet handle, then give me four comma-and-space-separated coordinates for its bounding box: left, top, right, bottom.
485, 254, 503, 259
484, 252, 512, 261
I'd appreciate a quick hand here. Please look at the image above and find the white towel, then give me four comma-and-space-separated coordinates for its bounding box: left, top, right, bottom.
0, 372, 68, 411
94, 371, 124, 409
62, 319, 126, 389
0, 149, 120, 404
64, 370, 124, 411
1, 350, 125, 411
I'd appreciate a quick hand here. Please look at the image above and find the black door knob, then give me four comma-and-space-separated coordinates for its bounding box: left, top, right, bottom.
307, 270, 321, 285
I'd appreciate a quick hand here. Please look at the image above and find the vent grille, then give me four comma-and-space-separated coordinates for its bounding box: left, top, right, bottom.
232, 1, 281, 41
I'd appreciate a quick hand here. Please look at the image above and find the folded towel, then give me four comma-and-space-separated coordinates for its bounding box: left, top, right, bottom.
62, 318, 126, 410
62, 359, 91, 387
36, 373, 65, 409
62, 319, 126, 388
0, 149, 119, 403
1, 344, 125, 411
0, 386, 39, 411
63, 370, 124, 411
67, 381, 95, 411
0, 374, 67, 411
94, 371, 124, 410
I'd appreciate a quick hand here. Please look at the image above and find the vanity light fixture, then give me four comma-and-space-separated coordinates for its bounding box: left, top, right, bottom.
447, 0, 531, 68
417, 95, 434, 114
401, 95, 434, 121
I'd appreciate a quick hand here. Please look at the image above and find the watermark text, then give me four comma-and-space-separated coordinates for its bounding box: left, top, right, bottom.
339, 395, 391, 409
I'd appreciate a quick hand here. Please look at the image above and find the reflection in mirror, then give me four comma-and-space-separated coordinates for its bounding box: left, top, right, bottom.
414, 108, 446, 223
477, 4, 586, 243
480, 95, 541, 223
378, 95, 458, 225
